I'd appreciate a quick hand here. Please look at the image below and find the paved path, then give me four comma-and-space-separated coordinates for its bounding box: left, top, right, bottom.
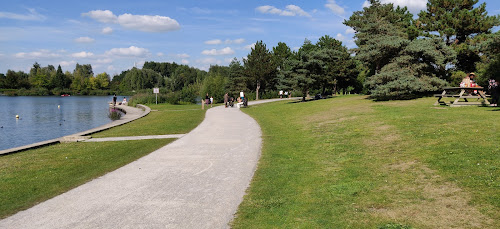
0, 98, 295, 229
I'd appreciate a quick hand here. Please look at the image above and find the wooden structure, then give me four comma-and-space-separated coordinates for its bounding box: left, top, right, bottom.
434, 87, 490, 107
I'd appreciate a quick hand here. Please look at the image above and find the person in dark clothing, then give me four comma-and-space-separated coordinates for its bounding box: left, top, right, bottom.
205, 93, 210, 105
224, 93, 229, 108
113, 94, 117, 106
489, 79, 499, 106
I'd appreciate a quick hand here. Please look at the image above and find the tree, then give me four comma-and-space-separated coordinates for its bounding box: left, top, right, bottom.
311, 35, 359, 95
227, 58, 248, 96
418, 0, 500, 72
95, 72, 111, 89
365, 38, 455, 100
344, 0, 415, 75
244, 40, 276, 100
52, 65, 66, 89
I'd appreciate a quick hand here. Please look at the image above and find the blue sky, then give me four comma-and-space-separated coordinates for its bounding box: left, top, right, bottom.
1, 0, 499, 76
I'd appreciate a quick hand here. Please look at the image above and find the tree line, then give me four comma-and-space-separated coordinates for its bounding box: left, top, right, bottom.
1, 0, 498, 101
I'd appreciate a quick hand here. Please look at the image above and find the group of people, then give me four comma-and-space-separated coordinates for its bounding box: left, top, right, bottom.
278, 90, 290, 99
204, 93, 214, 107
204, 91, 247, 109
112, 94, 127, 106
461, 72, 499, 106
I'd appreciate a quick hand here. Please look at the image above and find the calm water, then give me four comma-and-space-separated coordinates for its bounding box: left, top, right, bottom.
0, 96, 126, 151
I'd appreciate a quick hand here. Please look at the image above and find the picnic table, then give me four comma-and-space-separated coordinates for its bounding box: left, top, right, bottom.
434, 87, 490, 106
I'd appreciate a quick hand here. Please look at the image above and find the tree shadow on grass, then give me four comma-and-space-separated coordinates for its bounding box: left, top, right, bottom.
287, 96, 339, 104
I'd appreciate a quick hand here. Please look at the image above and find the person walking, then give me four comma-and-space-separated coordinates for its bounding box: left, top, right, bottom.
113, 94, 117, 106
205, 93, 210, 106
210, 96, 214, 107
224, 93, 229, 108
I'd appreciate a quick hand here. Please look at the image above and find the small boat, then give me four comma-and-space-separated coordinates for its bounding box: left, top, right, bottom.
61, 94, 71, 97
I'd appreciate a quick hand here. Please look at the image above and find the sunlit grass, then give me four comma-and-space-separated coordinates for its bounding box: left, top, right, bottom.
92, 103, 205, 137
232, 96, 499, 228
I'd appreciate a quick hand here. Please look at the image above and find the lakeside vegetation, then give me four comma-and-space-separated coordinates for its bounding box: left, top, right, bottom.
0, 103, 206, 219
233, 95, 499, 228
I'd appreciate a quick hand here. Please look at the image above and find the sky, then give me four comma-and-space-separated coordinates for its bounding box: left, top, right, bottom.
1, 0, 499, 76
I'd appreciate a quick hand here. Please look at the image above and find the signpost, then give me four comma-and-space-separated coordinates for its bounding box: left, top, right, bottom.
153, 88, 159, 104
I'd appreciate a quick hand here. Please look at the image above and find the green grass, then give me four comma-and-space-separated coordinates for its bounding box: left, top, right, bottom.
0, 139, 173, 218
0, 103, 207, 219
92, 103, 205, 137
232, 96, 499, 228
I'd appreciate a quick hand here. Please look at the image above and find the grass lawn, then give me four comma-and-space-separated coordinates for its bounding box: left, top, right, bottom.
232, 96, 499, 228
0, 103, 206, 219
92, 103, 205, 137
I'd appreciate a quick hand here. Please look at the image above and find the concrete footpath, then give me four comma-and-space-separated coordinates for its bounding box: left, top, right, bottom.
0, 98, 295, 229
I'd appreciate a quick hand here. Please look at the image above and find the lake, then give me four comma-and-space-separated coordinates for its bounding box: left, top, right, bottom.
0, 96, 127, 151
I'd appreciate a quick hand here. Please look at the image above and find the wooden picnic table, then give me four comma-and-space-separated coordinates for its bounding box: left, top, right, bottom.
434, 87, 490, 106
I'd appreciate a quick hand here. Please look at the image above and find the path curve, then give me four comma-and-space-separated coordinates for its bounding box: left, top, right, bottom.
0, 98, 294, 228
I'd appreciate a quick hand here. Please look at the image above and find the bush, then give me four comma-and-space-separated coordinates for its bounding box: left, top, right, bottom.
108, 108, 122, 120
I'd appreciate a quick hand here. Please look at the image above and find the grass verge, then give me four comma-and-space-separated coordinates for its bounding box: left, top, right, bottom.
232, 96, 499, 228
92, 103, 205, 137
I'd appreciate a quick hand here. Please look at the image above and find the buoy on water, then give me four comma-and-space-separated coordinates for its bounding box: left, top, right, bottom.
16, 115, 19, 119
58, 105, 60, 109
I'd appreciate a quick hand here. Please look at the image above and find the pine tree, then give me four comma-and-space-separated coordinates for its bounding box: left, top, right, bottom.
243, 41, 276, 100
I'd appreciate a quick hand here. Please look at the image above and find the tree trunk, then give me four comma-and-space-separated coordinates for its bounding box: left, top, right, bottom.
256, 81, 260, 100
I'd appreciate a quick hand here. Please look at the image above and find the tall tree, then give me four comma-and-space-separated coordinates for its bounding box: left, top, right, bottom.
365, 38, 455, 100
244, 40, 276, 100
344, 0, 415, 75
52, 65, 66, 89
418, 0, 500, 72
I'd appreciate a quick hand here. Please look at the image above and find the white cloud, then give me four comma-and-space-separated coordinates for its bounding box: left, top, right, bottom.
105, 46, 150, 57
201, 47, 235, 56
157, 52, 164, 57
363, 0, 427, 15
256, 5, 311, 17
117, 14, 180, 32
244, 43, 256, 50
384, 0, 427, 14
71, 51, 94, 58
345, 28, 355, 34
59, 60, 76, 67
107, 65, 115, 71
101, 27, 113, 34
0, 8, 46, 21
74, 36, 95, 43
225, 38, 245, 44
82, 10, 117, 23
176, 53, 190, 58
83, 10, 180, 33
181, 59, 189, 64
325, 0, 345, 15
205, 39, 222, 45
14, 50, 60, 59
362, 1, 371, 8
96, 58, 113, 64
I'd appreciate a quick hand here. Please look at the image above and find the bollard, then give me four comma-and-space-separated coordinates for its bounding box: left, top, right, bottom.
201, 99, 204, 110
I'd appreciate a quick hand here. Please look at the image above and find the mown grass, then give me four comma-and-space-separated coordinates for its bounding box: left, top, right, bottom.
0, 103, 206, 219
92, 103, 205, 137
0, 139, 173, 218
233, 96, 499, 228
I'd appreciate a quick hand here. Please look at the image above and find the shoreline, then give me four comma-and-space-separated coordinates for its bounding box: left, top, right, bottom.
0, 104, 151, 156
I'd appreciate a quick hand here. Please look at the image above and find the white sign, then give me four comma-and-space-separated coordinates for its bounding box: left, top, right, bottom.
153, 88, 159, 94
